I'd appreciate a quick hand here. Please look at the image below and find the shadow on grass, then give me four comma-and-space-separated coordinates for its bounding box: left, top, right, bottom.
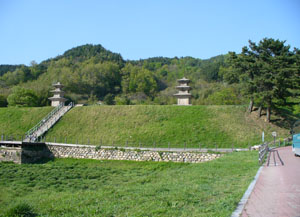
32, 157, 54, 164
271, 107, 299, 130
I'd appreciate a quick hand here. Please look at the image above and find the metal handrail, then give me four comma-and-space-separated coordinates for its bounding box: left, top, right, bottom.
25, 102, 73, 139
25, 104, 63, 137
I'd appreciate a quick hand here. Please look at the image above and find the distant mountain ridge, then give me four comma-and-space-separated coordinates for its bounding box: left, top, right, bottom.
51, 44, 125, 65
0, 44, 225, 77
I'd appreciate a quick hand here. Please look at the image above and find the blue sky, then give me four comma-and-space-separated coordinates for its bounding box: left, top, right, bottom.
1, 0, 299, 65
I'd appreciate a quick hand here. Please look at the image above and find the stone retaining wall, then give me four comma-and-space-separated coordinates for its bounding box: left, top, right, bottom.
47, 143, 221, 163
0, 146, 21, 164
0, 144, 54, 164
0, 142, 222, 164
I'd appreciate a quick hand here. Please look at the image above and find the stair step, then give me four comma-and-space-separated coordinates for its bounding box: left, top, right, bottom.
24, 103, 73, 142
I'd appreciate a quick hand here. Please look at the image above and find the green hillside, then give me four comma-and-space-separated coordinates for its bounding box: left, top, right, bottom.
1, 41, 298, 124
44, 105, 289, 148
0, 44, 233, 107
0, 107, 53, 136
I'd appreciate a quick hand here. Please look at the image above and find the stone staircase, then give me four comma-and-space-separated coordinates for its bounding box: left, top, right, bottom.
24, 102, 74, 142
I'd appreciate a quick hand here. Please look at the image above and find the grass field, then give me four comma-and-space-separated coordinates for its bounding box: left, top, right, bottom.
45, 105, 289, 148
0, 151, 259, 217
0, 107, 53, 136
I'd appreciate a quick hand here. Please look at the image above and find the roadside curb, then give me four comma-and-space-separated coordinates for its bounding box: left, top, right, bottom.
231, 165, 264, 217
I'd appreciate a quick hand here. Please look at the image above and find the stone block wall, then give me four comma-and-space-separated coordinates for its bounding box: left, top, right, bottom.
47, 143, 221, 163
0, 142, 222, 164
0, 146, 22, 164
0, 143, 54, 164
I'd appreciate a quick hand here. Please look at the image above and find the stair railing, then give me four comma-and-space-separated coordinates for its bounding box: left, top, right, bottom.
24, 102, 74, 141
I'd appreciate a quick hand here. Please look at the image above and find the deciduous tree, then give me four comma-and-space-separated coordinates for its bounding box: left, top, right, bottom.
7, 87, 39, 107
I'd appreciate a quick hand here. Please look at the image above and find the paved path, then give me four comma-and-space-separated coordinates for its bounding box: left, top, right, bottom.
242, 146, 300, 217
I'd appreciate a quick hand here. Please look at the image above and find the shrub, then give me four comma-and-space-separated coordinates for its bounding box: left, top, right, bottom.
7, 87, 39, 107
103, 93, 115, 105
207, 87, 242, 105
0, 95, 8, 107
115, 95, 131, 105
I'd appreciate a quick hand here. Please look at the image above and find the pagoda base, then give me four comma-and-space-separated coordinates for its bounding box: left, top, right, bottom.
51, 101, 65, 107
176, 98, 191, 106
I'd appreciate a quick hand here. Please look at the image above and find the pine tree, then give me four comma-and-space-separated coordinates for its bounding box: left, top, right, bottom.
228, 38, 299, 122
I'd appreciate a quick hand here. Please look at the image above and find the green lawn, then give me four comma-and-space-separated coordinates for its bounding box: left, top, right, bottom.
0, 107, 53, 136
45, 105, 289, 148
0, 151, 259, 217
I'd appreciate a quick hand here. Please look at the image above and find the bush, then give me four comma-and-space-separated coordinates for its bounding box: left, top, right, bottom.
127, 92, 148, 105
5, 203, 37, 217
207, 87, 242, 105
7, 87, 39, 107
87, 93, 98, 105
103, 93, 115, 105
0, 95, 8, 107
115, 95, 131, 105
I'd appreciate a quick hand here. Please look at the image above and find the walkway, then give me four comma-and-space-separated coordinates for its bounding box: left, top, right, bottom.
24, 104, 73, 142
242, 146, 300, 217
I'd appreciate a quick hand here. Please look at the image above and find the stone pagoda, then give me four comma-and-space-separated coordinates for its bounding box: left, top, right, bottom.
174, 77, 192, 105
48, 82, 67, 107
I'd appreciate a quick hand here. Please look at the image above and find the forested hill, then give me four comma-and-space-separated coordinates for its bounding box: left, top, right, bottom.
1, 40, 299, 124
0, 64, 24, 76
0, 44, 231, 106
49, 44, 125, 66
128, 55, 226, 82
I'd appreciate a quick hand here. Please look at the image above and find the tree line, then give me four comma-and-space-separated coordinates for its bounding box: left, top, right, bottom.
0, 39, 299, 121
0, 44, 229, 106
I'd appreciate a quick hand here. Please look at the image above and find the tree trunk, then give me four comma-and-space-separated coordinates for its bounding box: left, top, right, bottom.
248, 99, 254, 113
258, 106, 262, 118
266, 107, 271, 122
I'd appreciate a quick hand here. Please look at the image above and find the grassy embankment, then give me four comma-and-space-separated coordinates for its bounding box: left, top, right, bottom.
45, 105, 289, 148
0, 107, 53, 136
0, 105, 290, 148
0, 151, 259, 217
